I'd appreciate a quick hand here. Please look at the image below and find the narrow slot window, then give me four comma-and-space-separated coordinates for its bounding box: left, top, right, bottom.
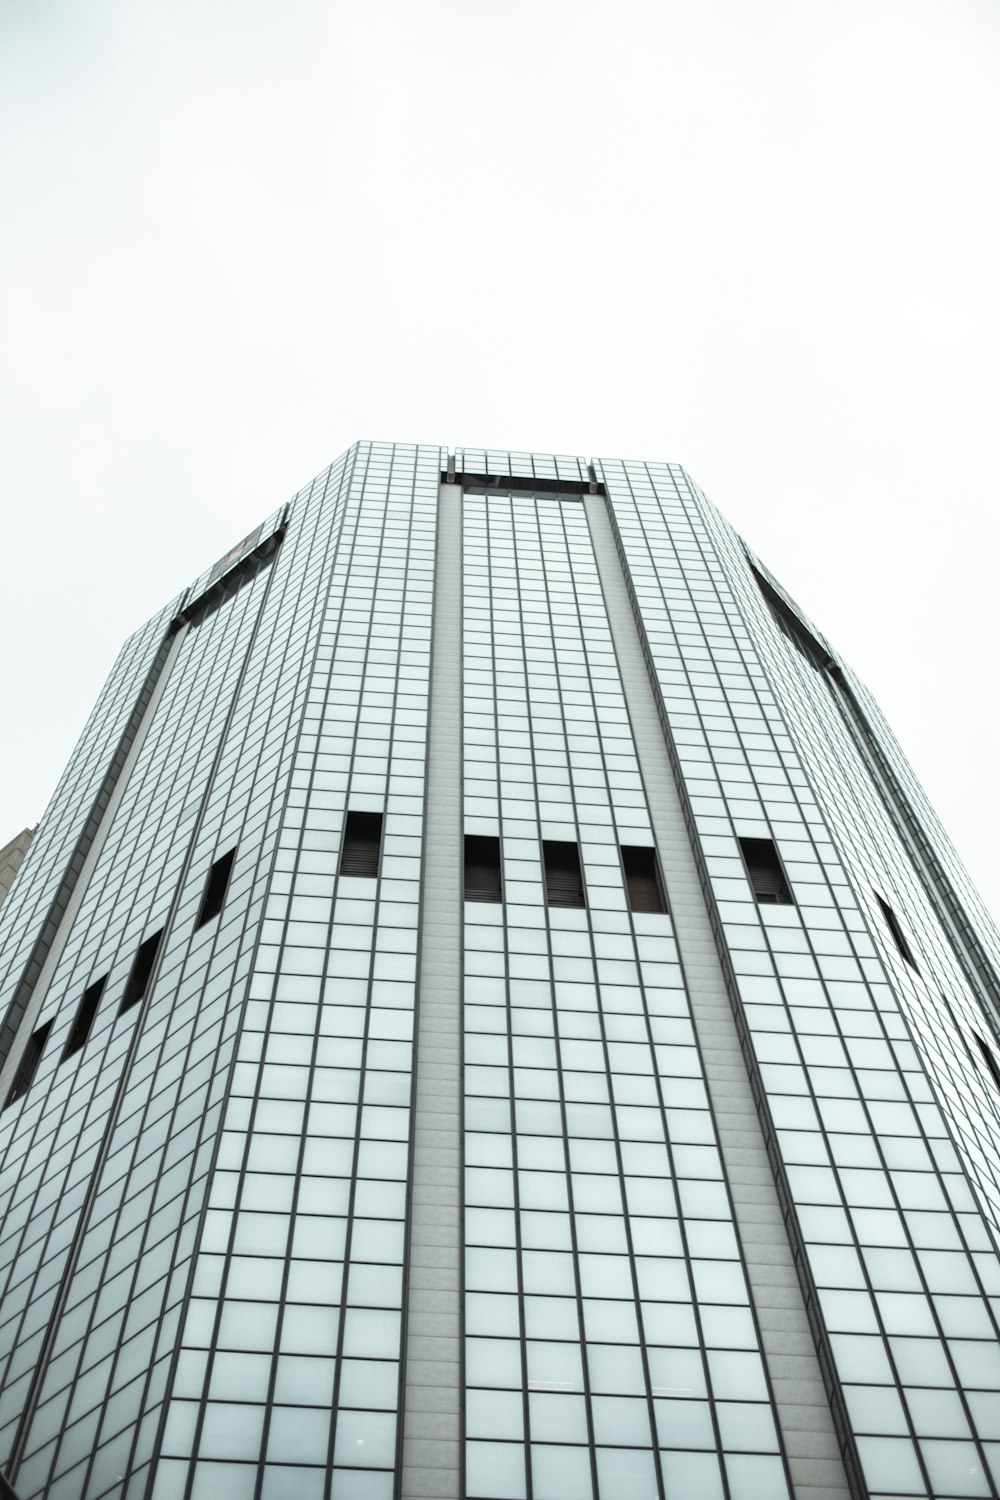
973, 1033, 1000, 1094
875, 894, 918, 970
196, 847, 237, 929
4, 1021, 53, 1108
621, 845, 666, 914
119, 928, 164, 1014
738, 837, 793, 905
339, 811, 383, 879
543, 840, 586, 909
748, 560, 832, 670
63, 975, 108, 1059
464, 835, 503, 903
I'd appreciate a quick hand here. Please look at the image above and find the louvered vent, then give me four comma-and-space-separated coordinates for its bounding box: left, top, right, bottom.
339, 811, 383, 879
465, 835, 502, 903
875, 893, 918, 969
119, 928, 165, 1014
974, 1033, 1000, 1094
64, 975, 107, 1059
4, 1020, 52, 1109
621, 846, 666, 914
738, 838, 793, 905
543, 841, 586, 909
196, 847, 237, 929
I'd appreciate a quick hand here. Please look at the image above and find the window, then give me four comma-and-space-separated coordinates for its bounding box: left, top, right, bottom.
465, 835, 503, 903
63, 975, 107, 1059
973, 1033, 1000, 1094
446, 469, 603, 499
196, 847, 237, 929
738, 837, 793, 905
4, 1020, 53, 1108
875, 894, 917, 970
119, 928, 164, 1014
543, 841, 586, 909
621, 845, 666, 914
339, 811, 383, 878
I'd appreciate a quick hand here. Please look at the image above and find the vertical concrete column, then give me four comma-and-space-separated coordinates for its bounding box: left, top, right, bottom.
401, 482, 462, 1499
585, 494, 852, 1500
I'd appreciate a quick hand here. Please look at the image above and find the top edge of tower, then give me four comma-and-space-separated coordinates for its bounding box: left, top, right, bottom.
123, 441, 702, 651
330, 441, 692, 483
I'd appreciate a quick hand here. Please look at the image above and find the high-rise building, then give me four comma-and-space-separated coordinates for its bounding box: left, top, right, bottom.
0, 442, 999, 1500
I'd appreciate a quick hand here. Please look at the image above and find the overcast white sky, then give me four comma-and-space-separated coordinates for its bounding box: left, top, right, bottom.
2, 0, 999, 912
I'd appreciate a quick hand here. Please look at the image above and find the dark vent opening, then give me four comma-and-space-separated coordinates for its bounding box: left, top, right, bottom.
875, 894, 918, 970
465, 835, 503, 903
196, 847, 237, 929
543, 841, 586, 909
749, 561, 832, 670
63, 975, 108, 1059
738, 837, 794, 905
173, 527, 285, 633
622, 846, 666, 914
119, 928, 165, 1014
444, 470, 604, 499
4, 1020, 53, 1108
973, 1033, 1000, 1094
339, 811, 383, 879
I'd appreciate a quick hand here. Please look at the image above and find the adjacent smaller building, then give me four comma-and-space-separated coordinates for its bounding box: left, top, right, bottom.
0, 831, 33, 909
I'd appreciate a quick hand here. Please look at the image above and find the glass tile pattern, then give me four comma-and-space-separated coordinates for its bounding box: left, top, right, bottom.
598, 455, 1000, 1499
0, 442, 996, 1500
461, 488, 790, 1500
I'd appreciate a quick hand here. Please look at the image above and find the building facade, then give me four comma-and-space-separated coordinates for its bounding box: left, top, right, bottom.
0, 831, 34, 910
0, 442, 998, 1500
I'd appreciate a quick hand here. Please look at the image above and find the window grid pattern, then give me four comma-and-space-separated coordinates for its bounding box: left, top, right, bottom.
454, 449, 590, 487
461, 489, 791, 1500
0, 599, 181, 1067
0, 561, 278, 1491
725, 519, 1000, 1225
0, 496, 286, 1078
149, 442, 438, 1500
0, 454, 352, 1499
743, 546, 1000, 1171
833, 643, 1000, 1012
1, 442, 998, 1500
599, 456, 1000, 1500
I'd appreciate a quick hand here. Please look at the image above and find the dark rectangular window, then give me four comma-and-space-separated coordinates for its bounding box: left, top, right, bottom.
339, 811, 383, 878
974, 1033, 1000, 1094
196, 847, 237, 929
63, 975, 108, 1059
464, 835, 503, 903
875, 894, 917, 970
738, 837, 793, 905
543, 840, 586, 909
4, 1020, 53, 1108
446, 470, 603, 499
119, 928, 164, 1014
621, 845, 666, 914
